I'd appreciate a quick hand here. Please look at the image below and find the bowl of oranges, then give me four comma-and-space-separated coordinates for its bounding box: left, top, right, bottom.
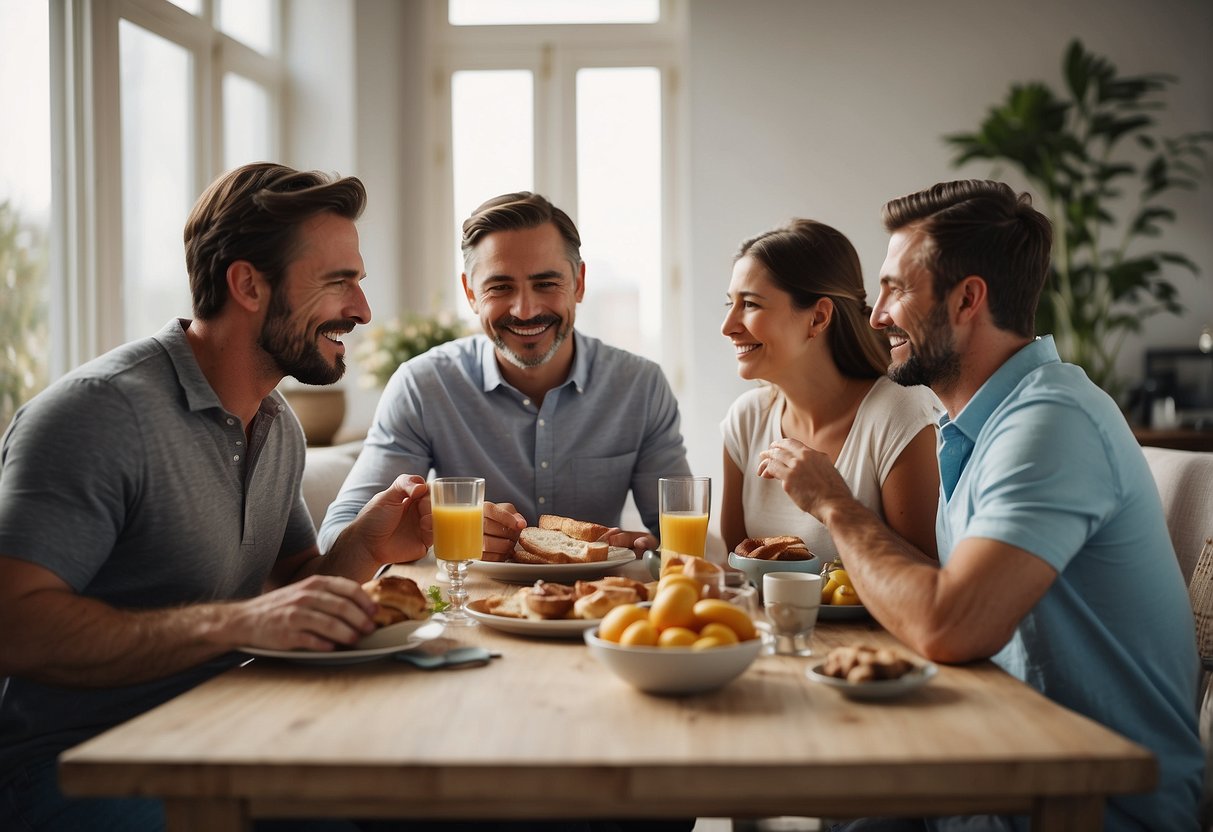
584, 558, 762, 694
818, 558, 868, 619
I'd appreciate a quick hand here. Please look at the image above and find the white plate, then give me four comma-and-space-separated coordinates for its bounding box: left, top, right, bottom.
818, 603, 870, 620
240, 619, 445, 665
806, 660, 937, 700
465, 599, 600, 638
469, 546, 634, 584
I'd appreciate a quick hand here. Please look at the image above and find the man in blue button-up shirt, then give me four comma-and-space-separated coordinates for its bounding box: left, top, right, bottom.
321, 192, 690, 559
759, 180, 1201, 831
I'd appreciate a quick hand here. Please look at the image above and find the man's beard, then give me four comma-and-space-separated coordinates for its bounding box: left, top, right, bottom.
490, 314, 570, 370
887, 302, 961, 390
258, 289, 348, 385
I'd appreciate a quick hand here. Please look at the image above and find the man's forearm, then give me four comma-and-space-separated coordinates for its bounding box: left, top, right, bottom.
817, 496, 947, 652
1, 591, 237, 688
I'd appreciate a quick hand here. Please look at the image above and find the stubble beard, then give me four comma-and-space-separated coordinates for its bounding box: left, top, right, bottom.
887, 303, 961, 390
491, 315, 571, 371
258, 288, 347, 386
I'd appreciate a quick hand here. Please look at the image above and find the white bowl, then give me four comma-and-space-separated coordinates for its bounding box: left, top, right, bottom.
727, 551, 821, 591
583, 629, 762, 694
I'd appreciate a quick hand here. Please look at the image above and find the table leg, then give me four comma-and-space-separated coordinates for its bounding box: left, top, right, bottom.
164, 798, 250, 832
1031, 796, 1103, 831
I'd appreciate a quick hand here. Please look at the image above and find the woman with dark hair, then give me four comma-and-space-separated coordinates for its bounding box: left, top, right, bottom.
720, 219, 940, 563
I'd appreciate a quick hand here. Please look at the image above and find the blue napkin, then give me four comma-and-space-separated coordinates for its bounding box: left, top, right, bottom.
393, 647, 498, 670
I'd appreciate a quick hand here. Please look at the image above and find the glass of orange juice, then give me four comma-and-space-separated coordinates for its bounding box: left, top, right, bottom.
430, 477, 485, 627
659, 476, 710, 559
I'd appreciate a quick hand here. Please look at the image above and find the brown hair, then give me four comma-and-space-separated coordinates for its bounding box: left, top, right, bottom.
736, 219, 890, 378
184, 162, 367, 319
460, 191, 581, 274
881, 180, 1052, 337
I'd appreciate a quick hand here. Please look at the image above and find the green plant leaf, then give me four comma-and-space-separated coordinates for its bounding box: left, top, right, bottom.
944, 39, 1209, 394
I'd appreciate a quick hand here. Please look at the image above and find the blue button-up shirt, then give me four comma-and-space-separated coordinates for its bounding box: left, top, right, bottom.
318, 331, 690, 548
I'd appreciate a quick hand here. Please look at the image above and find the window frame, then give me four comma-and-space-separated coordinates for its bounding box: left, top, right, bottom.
425, 0, 686, 388
51, 0, 284, 370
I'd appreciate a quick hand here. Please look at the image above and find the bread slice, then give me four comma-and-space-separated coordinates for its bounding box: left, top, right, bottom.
517, 528, 609, 564
538, 514, 610, 543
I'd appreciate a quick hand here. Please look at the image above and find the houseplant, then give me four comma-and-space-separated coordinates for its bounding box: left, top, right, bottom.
355, 313, 468, 389
0, 201, 49, 429
946, 39, 1212, 398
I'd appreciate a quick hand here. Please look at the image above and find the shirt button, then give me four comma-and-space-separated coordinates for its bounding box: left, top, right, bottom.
538, 496, 546, 504
226, 418, 235, 426
523, 398, 531, 406
538, 419, 546, 427
277, 404, 284, 412
236, 440, 243, 446
233, 455, 241, 462
541, 461, 549, 469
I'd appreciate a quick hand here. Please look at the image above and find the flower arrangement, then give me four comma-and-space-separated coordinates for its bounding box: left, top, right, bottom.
355, 313, 469, 388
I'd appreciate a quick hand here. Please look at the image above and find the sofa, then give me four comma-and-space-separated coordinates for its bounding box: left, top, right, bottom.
302, 440, 363, 532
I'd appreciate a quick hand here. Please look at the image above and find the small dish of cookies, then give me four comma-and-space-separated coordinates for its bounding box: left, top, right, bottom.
806, 644, 937, 700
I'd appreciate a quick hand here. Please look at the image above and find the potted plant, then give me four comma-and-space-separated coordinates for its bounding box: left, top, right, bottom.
0, 201, 49, 430
945, 39, 1212, 399
355, 313, 469, 389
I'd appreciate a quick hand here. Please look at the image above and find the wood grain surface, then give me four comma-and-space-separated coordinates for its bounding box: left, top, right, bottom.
59, 557, 1156, 831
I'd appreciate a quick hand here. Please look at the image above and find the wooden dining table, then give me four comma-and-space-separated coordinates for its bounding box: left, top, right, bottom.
58, 556, 1156, 831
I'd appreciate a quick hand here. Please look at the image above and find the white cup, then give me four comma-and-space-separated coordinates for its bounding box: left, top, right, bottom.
763, 572, 822, 657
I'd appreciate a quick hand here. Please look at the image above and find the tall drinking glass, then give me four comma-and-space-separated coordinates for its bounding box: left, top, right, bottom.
659, 476, 710, 565
430, 477, 485, 627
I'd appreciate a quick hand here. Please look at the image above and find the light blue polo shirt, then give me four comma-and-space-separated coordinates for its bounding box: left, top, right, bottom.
319, 330, 690, 550
937, 336, 1202, 831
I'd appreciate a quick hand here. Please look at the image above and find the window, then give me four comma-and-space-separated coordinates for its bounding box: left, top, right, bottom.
432, 0, 683, 375
53, 0, 283, 367
0, 0, 52, 428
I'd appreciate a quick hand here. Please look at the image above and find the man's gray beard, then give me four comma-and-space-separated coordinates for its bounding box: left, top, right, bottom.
492, 325, 570, 370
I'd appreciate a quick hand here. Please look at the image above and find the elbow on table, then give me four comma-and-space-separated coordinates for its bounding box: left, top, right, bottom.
913, 619, 1013, 666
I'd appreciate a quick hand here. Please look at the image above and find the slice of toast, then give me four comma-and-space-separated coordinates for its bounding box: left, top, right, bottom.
517, 528, 609, 564
538, 514, 610, 543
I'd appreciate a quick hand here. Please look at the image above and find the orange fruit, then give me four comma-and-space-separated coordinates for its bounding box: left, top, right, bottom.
698, 622, 740, 645
620, 619, 659, 646
598, 603, 649, 643
659, 573, 703, 599
831, 584, 861, 606
657, 627, 698, 648
692, 599, 757, 641
649, 582, 699, 631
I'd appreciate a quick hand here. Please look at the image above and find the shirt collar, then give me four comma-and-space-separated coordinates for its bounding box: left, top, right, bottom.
943, 335, 1061, 439
152, 318, 223, 413
477, 329, 590, 395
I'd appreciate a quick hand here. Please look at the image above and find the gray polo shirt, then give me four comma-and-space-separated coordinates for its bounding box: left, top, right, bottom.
0, 318, 315, 776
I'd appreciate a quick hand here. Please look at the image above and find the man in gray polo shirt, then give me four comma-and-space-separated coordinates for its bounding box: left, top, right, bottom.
0, 163, 433, 830
319, 191, 691, 559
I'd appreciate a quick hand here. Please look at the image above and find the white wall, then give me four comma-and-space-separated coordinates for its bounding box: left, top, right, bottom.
286, 0, 430, 436
318, 0, 1213, 487
681, 0, 1213, 495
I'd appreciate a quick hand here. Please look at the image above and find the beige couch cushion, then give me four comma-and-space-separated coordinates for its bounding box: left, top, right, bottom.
302, 441, 362, 532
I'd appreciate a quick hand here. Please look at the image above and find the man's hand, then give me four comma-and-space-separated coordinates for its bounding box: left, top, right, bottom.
345, 475, 432, 565
758, 438, 854, 519
227, 574, 378, 652
601, 528, 656, 559
481, 501, 526, 562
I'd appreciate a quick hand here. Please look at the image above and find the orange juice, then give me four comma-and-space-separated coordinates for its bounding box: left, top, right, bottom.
433, 504, 483, 561
659, 511, 709, 558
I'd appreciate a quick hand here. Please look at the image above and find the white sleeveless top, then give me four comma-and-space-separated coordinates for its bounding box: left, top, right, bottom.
720, 376, 940, 561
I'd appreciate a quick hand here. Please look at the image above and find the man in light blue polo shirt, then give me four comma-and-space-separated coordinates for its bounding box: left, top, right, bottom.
320, 192, 690, 558
759, 180, 1202, 831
